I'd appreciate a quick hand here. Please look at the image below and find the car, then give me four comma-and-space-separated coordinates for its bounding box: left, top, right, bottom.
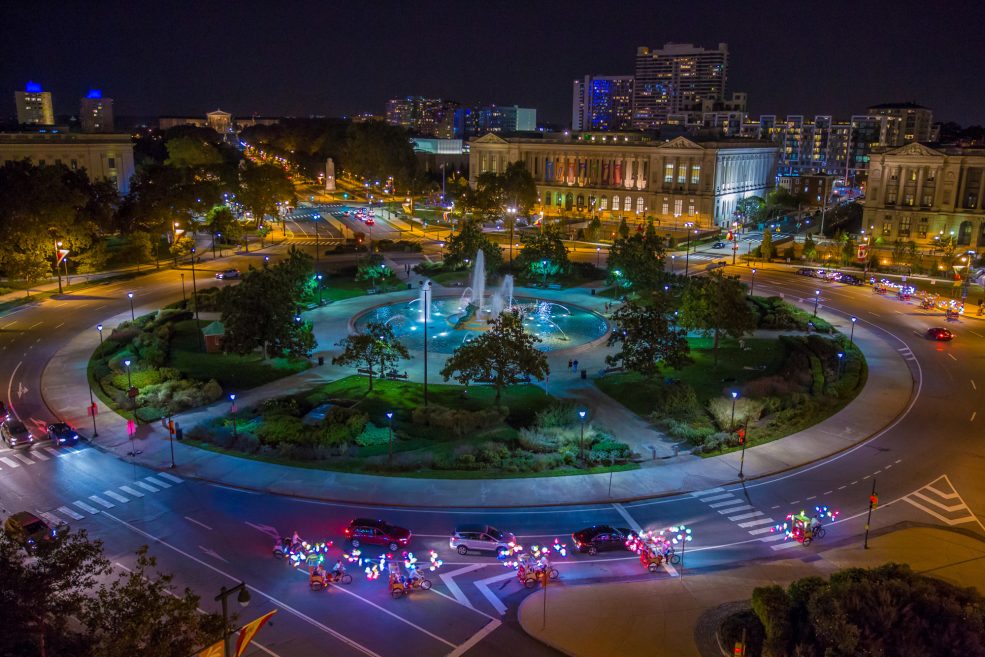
449, 525, 517, 556
797, 268, 815, 277
712, 241, 726, 249
926, 327, 954, 341
365, 218, 375, 226
1, 418, 34, 447
215, 269, 240, 280
571, 525, 635, 555
840, 274, 863, 286
344, 518, 411, 551
46, 422, 79, 446
3, 511, 64, 552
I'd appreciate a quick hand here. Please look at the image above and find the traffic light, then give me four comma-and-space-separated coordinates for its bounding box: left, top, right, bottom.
737, 427, 746, 444
869, 494, 879, 509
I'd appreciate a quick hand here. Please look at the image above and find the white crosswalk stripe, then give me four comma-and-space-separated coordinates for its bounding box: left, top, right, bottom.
748, 526, 777, 535
158, 472, 183, 483
89, 495, 115, 508
690, 487, 726, 498
736, 516, 772, 527
12, 452, 33, 465
760, 533, 787, 543
719, 504, 755, 514
73, 500, 99, 514
145, 476, 171, 488
708, 499, 744, 509
104, 490, 129, 503
120, 485, 144, 498
43, 447, 60, 457
135, 480, 159, 493
30, 450, 49, 461
57, 506, 84, 520
698, 493, 735, 503
40, 512, 63, 526
728, 511, 764, 521
0, 456, 19, 467
771, 540, 802, 551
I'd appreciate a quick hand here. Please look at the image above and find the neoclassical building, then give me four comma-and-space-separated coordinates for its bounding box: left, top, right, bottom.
863, 143, 985, 247
0, 131, 135, 193
468, 132, 777, 228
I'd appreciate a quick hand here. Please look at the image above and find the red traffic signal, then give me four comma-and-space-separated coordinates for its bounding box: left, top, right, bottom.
869, 494, 879, 509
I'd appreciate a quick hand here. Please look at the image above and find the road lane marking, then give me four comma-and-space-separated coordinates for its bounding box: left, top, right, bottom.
448, 619, 501, 657
158, 472, 183, 483
11, 454, 32, 465
73, 500, 99, 514
104, 490, 129, 503
972, 380, 977, 391
100, 512, 383, 657
28, 321, 42, 329
689, 487, 726, 498
89, 495, 114, 508
748, 526, 776, 535
135, 480, 159, 493
119, 485, 144, 498
57, 506, 84, 520
972, 412, 977, 422
771, 540, 802, 551
948, 353, 957, 361
612, 503, 644, 533
719, 504, 755, 514
473, 571, 515, 615
145, 476, 171, 488
40, 512, 63, 526
728, 511, 764, 521
708, 499, 745, 509
737, 517, 774, 528
971, 330, 984, 338
697, 493, 735, 503
184, 516, 213, 530
760, 533, 786, 543
439, 563, 486, 610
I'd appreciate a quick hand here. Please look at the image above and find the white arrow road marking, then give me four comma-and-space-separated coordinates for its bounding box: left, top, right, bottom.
447, 619, 501, 657
473, 571, 515, 616
16, 382, 27, 399
198, 546, 228, 563
439, 563, 486, 609
245, 521, 281, 540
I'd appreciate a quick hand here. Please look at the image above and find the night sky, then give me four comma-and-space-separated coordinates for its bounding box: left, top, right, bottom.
2, 0, 983, 126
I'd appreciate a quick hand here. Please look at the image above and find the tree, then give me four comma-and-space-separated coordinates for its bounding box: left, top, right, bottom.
444, 218, 503, 270
606, 297, 691, 378
760, 229, 775, 261
499, 161, 538, 215
802, 233, 817, 261
332, 322, 409, 391
163, 136, 223, 168
440, 310, 549, 403
679, 271, 756, 365
735, 195, 765, 225
516, 224, 569, 280
205, 205, 243, 244
607, 219, 666, 292
342, 120, 419, 191
584, 216, 603, 242
81, 547, 224, 657
238, 162, 295, 226
2, 249, 51, 296
355, 254, 392, 289
221, 247, 317, 358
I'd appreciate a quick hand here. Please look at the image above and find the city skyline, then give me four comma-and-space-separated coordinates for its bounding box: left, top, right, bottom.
2, 0, 984, 126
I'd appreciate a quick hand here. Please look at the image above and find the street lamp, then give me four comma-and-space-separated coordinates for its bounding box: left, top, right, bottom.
96, 324, 104, 346
180, 273, 186, 304
578, 409, 587, 461
813, 289, 821, 316
684, 222, 695, 276
542, 259, 548, 288
55, 240, 64, 294
386, 411, 394, 465
419, 280, 432, 407
670, 525, 693, 578
750, 268, 757, 296
127, 291, 135, 321
190, 248, 202, 350
671, 254, 676, 274
506, 206, 517, 264
229, 394, 238, 439
316, 274, 324, 305
850, 316, 857, 345
215, 582, 251, 657
172, 222, 180, 267
837, 352, 845, 378
729, 391, 738, 433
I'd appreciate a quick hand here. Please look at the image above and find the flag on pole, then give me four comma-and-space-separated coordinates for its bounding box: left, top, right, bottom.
197, 640, 224, 657
57, 249, 70, 264
235, 609, 277, 657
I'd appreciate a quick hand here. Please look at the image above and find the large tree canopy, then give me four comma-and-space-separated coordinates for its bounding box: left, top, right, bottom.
607, 219, 667, 293
444, 218, 504, 271
238, 162, 295, 226
606, 295, 691, 378
679, 270, 756, 364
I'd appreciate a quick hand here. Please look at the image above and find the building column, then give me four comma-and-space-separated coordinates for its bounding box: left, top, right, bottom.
977, 168, 985, 210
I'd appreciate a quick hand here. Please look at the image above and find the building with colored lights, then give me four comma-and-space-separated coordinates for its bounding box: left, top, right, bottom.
469, 132, 776, 228
862, 143, 985, 247
80, 90, 114, 132
633, 43, 729, 129
867, 102, 934, 146
572, 75, 634, 131
0, 132, 135, 192
14, 81, 55, 126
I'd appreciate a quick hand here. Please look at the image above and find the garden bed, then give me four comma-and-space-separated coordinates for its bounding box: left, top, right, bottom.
185, 376, 639, 478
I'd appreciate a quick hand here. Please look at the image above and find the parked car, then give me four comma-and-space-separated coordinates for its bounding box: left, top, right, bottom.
571, 525, 635, 555
449, 525, 516, 556
712, 241, 726, 249
926, 327, 954, 341
215, 269, 240, 280
1, 418, 34, 447
840, 274, 863, 286
344, 518, 411, 551
46, 423, 79, 446
3, 511, 64, 552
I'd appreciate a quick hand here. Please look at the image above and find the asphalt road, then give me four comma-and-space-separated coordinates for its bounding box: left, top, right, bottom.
2, 237, 984, 657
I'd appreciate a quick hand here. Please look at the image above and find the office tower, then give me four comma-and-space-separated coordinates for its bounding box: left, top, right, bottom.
867, 102, 933, 145
15, 81, 55, 125
80, 89, 114, 132
572, 75, 635, 131
633, 42, 728, 128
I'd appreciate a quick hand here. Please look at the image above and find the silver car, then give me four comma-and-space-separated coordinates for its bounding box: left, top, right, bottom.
1, 418, 34, 447
449, 525, 516, 556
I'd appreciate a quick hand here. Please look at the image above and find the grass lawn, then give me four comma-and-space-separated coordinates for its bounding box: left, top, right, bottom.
302, 375, 551, 428
596, 337, 783, 416
169, 320, 310, 390
429, 270, 470, 286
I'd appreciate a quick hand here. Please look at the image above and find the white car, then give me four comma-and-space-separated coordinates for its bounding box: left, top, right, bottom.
449, 525, 516, 556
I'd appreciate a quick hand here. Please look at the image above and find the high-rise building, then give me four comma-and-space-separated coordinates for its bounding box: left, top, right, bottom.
80, 90, 114, 132
866, 102, 933, 146
385, 97, 451, 136
478, 105, 536, 134
14, 81, 54, 126
633, 43, 729, 129
572, 75, 635, 131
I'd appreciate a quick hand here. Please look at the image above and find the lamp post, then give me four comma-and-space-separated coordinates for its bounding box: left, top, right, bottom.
596, 246, 601, 268
837, 351, 844, 378
190, 248, 202, 350
419, 280, 431, 407
750, 268, 757, 296
54, 240, 63, 294
671, 254, 676, 274
850, 316, 857, 345
172, 222, 180, 267
578, 410, 587, 462
386, 411, 394, 465
212, 232, 218, 260
180, 273, 186, 304
127, 292, 135, 321
507, 206, 517, 264
684, 222, 695, 276
729, 391, 738, 433
542, 259, 548, 288
229, 394, 237, 439
96, 324, 104, 346
316, 274, 324, 305
215, 582, 251, 657
813, 289, 821, 316
670, 525, 693, 578
313, 213, 320, 264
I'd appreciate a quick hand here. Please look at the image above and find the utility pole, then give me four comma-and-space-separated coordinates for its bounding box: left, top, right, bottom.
864, 479, 878, 549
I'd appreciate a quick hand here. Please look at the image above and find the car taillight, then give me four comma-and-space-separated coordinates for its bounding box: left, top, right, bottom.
450, 536, 458, 543
344, 528, 351, 535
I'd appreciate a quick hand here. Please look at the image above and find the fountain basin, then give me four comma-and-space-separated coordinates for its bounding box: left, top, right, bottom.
353, 296, 609, 354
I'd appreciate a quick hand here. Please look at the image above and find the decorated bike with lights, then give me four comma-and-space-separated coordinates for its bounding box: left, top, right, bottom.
385, 550, 442, 599
504, 540, 565, 588
626, 530, 680, 573
772, 506, 839, 546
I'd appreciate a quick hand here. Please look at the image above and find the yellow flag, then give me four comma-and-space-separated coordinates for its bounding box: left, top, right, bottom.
235, 610, 278, 657
198, 640, 224, 657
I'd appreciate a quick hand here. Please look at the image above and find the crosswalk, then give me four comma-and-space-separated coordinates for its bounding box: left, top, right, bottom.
691, 487, 798, 551
902, 475, 985, 530
897, 346, 917, 363
0, 444, 86, 471
39, 472, 184, 527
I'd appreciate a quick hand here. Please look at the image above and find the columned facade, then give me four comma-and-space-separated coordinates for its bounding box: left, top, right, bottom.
469, 133, 776, 229
863, 143, 985, 247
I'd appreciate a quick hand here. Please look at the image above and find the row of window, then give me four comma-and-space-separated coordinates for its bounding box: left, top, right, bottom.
542, 191, 696, 216
663, 163, 701, 184
21, 157, 116, 169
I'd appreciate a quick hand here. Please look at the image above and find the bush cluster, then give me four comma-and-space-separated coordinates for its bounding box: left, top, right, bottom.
410, 404, 508, 439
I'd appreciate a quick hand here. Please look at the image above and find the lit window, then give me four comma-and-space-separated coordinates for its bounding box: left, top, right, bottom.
674, 199, 683, 216
690, 165, 700, 184
612, 195, 621, 211
677, 164, 686, 184
664, 163, 673, 183
688, 203, 695, 217
600, 196, 608, 210
662, 202, 669, 215
636, 197, 644, 214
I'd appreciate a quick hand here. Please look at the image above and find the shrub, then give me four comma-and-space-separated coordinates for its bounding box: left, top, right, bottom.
355, 422, 390, 447
661, 418, 715, 443
255, 415, 307, 446
233, 433, 261, 454
700, 432, 732, 453
261, 396, 301, 418
534, 401, 579, 429
411, 404, 507, 439
517, 428, 555, 453
135, 405, 166, 422
656, 382, 703, 420
111, 368, 164, 391
477, 441, 510, 464
718, 609, 765, 657
708, 397, 765, 432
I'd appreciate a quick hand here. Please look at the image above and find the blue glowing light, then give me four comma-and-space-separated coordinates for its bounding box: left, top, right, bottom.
25, 81, 42, 93
86, 89, 103, 99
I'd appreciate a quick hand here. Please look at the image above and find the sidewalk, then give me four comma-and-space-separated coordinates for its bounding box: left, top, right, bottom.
41, 278, 915, 508
517, 526, 985, 657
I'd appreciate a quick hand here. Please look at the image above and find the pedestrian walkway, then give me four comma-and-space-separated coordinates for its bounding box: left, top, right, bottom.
40, 472, 183, 527
517, 526, 985, 657
40, 277, 915, 508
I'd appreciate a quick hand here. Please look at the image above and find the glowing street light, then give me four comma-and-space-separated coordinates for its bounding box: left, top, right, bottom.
127, 291, 135, 321
386, 411, 394, 464
813, 289, 821, 316
229, 394, 238, 439
850, 316, 857, 345
578, 409, 587, 461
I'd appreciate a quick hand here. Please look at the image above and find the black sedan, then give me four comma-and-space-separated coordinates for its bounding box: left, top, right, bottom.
712, 241, 727, 249
926, 327, 954, 341
47, 423, 80, 446
571, 525, 635, 555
